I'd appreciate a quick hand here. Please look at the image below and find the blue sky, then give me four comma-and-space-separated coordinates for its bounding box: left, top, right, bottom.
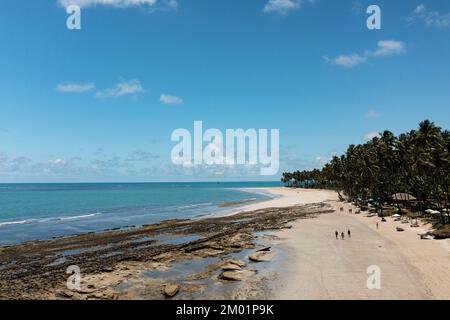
0, 0, 450, 182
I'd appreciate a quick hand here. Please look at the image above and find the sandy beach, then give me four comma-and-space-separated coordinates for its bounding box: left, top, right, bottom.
351, 205, 450, 299
239, 188, 338, 212
258, 188, 450, 300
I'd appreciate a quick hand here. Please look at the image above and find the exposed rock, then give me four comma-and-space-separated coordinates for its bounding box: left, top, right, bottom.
0, 202, 334, 299
396, 227, 405, 232
228, 233, 253, 243
74, 287, 96, 294
248, 251, 275, 262
162, 284, 179, 298
221, 263, 242, 271
227, 259, 246, 268
194, 248, 224, 257
208, 244, 224, 251
219, 270, 256, 281
261, 235, 280, 241
101, 266, 114, 272
56, 290, 74, 299
256, 246, 271, 252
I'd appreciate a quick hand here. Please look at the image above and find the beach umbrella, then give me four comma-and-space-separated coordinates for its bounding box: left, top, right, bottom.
392, 214, 401, 218
425, 209, 434, 214
430, 210, 440, 215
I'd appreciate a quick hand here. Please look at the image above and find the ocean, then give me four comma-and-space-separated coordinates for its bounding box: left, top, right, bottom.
0, 182, 281, 246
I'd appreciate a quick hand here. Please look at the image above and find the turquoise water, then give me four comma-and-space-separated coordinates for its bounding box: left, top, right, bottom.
0, 182, 281, 245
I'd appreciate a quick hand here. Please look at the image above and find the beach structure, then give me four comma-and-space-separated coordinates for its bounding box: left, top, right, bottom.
392, 193, 417, 204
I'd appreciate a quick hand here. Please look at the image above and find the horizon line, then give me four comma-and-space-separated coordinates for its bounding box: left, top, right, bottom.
0, 180, 282, 185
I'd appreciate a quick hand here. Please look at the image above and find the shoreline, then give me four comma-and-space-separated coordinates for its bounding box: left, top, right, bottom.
0, 187, 449, 300
0, 190, 333, 299
0, 185, 278, 247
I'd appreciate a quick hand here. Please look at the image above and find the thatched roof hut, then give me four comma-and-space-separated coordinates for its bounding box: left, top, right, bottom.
392, 193, 417, 202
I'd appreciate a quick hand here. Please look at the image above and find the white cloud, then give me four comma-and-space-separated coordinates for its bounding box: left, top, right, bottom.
160, 93, 183, 105
125, 150, 160, 162
0, 152, 8, 163
95, 79, 145, 98
371, 40, 406, 57
324, 53, 367, 68
48, 158, 82, 170
408, 4, 450, 29
264, 0, 300, 15
263, 0, 315, 15
364, 132, 381, 141
57, 83, 95, 93
315, 156, 329, 166
365, 109, 381, 119
58, 0, 157, 8
57, 0, 179, 12
165, 0, 178, 10
325, 40, 405, 68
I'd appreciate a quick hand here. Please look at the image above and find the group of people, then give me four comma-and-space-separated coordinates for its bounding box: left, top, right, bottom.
335, 229, 351, 240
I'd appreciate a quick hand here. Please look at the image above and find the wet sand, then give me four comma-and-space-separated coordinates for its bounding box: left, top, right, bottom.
271, 210, 432, 299
265, 189, 450, 300
0, 194, 332, 300
348, 204, 450, 299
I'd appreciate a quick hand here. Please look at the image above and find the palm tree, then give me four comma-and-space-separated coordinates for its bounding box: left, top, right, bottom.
281, 120, 450, 225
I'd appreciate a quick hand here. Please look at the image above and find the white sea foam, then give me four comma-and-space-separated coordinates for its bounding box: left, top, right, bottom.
177, 202, 213, 210
0, 219, 33, 227
0, 213, 103, 228
58, 213, 102, 221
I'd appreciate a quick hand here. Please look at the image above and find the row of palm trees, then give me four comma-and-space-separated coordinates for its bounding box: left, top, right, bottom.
281, 120, 450, 224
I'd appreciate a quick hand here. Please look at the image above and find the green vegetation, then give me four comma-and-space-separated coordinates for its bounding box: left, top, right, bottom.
281, 120, 450, 225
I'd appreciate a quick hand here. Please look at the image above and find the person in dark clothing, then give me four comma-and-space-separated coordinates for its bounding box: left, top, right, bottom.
341, 232, 345, 240
335, 231, 339, 239
348, 229, 351, 238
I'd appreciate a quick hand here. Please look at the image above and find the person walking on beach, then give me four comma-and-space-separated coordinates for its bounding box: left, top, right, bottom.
348, 229, 351, 238
341, 232, 345, 240
335, 231, 339, 239
376, 222, 379, 230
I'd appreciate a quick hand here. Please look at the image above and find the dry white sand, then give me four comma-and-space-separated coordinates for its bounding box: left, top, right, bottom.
349, 205, 450, 300
241, 188, 450, 300
237, 187, 335, 212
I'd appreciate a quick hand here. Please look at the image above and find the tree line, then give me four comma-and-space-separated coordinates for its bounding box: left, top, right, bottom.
281, 120, 450, 224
